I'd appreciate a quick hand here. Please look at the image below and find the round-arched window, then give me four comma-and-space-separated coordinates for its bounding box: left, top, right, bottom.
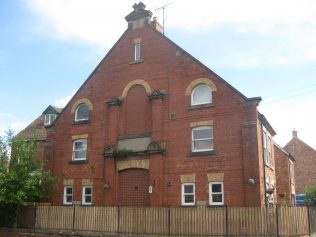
75, 104, 90, 121
191, 84, 212, 106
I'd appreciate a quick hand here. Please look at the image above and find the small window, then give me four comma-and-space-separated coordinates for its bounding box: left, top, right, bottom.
192, 126, 214, 152
63, 186, 73, 205
75, 104, 89, 121
44, 114, 57, 126
209, 182, 224, 205
191, 85, 212, 106
135, 43, 141, 61
72, 139, 87, 160
82, 186, 92, 205
181, 183, 195, 206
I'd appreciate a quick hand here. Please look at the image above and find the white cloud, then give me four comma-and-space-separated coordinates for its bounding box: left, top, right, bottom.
26, 0, 140, 49
24, 0, 316, 68
10, 121, 28, 132
166, 0, 316, 31
0, 117, 28, 136
54, 90, 77, 108
0, 113, 16, 118
259, 100, 316, 149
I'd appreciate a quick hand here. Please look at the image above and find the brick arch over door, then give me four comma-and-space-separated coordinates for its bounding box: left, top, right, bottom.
118, 168, 150, 207
125, 84, 150, 135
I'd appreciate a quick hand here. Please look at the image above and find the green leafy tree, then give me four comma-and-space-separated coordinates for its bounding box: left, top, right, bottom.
304, 184, 316, 207
0, 129, 55, 205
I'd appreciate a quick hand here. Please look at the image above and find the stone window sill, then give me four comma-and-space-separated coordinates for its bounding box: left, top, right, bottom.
130, 59, 144, 65
187, 150, 215, 157
181, 205, 196, 208
188, 103, 214, 110
208, 204, 225, 208
68, 160, 88, 165
73, 119, 90, 125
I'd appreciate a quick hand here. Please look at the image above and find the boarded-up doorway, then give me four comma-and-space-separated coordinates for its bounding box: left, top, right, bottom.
118, 168, 150, 207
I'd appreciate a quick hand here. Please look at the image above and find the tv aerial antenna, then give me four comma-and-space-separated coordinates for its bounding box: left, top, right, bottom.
155, 2, 174, 34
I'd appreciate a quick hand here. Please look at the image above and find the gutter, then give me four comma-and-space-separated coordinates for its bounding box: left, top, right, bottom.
259, 113, 268, 207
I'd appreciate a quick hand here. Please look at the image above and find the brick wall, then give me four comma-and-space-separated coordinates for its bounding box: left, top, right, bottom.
45, 20, 269, 207
118, 168, 150, 206
274, 144, 295, 205
284, 133, 316, 194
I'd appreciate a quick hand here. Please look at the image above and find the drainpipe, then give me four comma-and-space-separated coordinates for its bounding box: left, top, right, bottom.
260, 114, 268, 207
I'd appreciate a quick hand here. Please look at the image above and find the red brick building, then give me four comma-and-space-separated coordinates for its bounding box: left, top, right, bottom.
24, 2, 281, 207
284, 130, 316, 195
274, 143, 295, 206
17, 105, 61, 162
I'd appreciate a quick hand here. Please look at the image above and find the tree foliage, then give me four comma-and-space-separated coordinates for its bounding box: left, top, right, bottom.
0, 129, 55, 205
304, 184, 316, 207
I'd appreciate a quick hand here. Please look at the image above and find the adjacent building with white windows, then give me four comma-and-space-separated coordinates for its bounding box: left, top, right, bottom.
20, 2, 286, 207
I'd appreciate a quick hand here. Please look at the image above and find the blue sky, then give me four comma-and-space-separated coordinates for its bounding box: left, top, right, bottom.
1, 0, 316, 148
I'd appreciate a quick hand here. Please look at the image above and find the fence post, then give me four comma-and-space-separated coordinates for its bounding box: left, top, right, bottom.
117, 206, 120, 234
276, 205, 280, 237
72, 204, 76, 233
168, 207, 171, 236
16, 204, 20, 228
307, 206, 311, 236
225, 205, 228, 237
33, 204, 37, 229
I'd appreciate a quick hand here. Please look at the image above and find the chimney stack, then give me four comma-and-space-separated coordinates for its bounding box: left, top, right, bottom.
125, 2, 153, 30
292, 129, 298, 138
151, 16, 164, 34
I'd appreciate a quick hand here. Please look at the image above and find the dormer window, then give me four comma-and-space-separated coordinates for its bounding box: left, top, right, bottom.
75, 104, 89, 122
135, 43, 141, 61
44, 114, 57, 126
42, 105, 61, 127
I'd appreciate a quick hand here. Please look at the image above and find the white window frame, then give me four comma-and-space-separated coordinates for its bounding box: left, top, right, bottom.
209, 182, 224, 205
268, 136, 273, 167
192, 126, 214, 152
82, 186, 92, 205
263, 131, 267, 164
181, 183, 195, 206
75, 104, 89, 122
134, 43, 141, 61
63, 186, 73, 205
44, 114, 57, 126
72, 139, 87, 160
191, 84, 212, 106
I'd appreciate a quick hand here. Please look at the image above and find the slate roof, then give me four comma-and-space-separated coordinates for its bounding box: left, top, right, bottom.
17, 115, 46, 140
17, 105, 63, 140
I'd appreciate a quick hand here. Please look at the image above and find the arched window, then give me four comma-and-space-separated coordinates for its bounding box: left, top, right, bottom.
75, 104, 89, 121
191, 85, 212, 106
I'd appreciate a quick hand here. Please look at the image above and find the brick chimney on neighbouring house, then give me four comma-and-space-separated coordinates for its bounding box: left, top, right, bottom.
151, 16, 164, 34
292, 129, 298, 138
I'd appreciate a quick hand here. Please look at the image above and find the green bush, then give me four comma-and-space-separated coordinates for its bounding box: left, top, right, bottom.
304, 184, 316, 207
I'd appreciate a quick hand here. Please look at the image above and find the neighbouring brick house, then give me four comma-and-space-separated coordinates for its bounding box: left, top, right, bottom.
284, 130, 316, 195
17, 105, 61, 162
21, 2, 283, 207
274, 143, 295, 206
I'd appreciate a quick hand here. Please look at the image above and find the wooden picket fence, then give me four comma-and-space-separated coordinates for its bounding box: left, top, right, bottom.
28, 205, 316, 236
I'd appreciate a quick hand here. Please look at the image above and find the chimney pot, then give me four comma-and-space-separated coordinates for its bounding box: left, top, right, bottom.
292, 129, 297, 138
